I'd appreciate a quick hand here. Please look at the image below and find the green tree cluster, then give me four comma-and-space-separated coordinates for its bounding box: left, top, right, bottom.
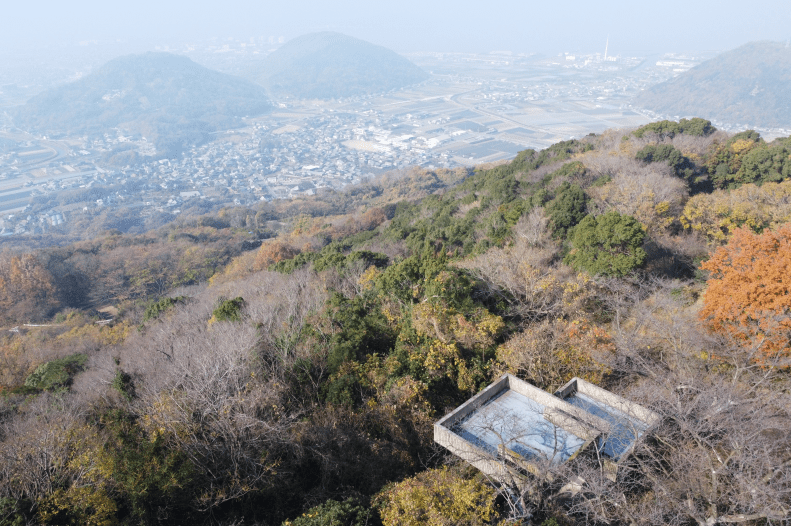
23, 353, 87, 392
635, 143, 703, 189
705, 132, 791, 189
546, 182, 588, 238
736, 136, 791, 186
99, 409, 196, 524
565, 211, 646, 276
705, 130, 764, 188
211, 296, 246, 322
633, 118, 714, 139
142, 296, 186, 322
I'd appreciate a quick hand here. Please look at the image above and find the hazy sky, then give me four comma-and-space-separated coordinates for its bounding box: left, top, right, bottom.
3, 0, 791, 56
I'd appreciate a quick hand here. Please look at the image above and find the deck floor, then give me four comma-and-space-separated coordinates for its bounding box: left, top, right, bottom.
566, 392, 648, 459
454, 389, 586, 465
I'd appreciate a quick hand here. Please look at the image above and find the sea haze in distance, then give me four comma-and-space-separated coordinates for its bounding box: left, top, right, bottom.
2, 0, 790, 55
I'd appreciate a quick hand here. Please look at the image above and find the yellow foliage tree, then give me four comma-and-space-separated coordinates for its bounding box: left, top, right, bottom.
38, 486, 117, 526
681, 180, 791, 243
379, 467, 496, 526
412, 302, 504, 351
411, 298, 503, 392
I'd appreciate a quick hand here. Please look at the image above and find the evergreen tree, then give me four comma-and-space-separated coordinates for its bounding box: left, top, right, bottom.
565, 211, 646, 276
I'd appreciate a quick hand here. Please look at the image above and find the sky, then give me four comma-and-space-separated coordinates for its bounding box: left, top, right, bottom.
2, 0, 791, 56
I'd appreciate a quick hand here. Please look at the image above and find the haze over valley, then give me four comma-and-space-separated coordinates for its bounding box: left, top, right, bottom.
0, 32, 748, 240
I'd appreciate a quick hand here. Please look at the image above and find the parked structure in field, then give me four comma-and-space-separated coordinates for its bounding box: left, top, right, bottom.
434, 374, 659, 486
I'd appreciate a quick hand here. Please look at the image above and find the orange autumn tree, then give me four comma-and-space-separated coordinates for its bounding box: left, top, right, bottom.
253, 240, 300, 270
700, 224, 791, 360
0, 252, 60, 323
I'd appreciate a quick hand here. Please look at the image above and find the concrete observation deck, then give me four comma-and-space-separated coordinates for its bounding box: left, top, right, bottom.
434, 374, 658, 484
554, 377, 659, 462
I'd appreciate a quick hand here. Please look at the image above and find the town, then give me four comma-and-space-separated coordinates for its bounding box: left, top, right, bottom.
0, 42, 767, 238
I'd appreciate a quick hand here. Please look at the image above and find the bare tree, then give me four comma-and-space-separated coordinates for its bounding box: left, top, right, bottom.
566, 375, 791, 526
136, 318, 299, 511
108, 281, 307, 512
460, 209, 601, 326
583, 153, 688, 234
0, 394, 86, 504
561, 277, 791, 526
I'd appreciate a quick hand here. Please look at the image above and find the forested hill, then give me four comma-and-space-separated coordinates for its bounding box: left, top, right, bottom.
1, 119, 790, 526
10, 52, 272, 156
254, 32, 429, 99
634, 41, 791, 128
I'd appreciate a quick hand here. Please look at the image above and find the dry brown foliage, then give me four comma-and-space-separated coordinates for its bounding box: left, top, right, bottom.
494, 318, 612, 391
582, 152, 688, 233
0, 252, 59, 324
253, 240, 301, 270
461, 210, 595, 325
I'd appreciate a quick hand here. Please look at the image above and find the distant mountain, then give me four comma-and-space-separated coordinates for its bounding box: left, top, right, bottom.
11, 52, 271, 156
634, 41, 791, 129
255, 32, 429, 100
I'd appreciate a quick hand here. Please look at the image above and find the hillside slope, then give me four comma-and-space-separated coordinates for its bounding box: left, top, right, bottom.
1, 121, 790, 526
255, 32, 428, 99
11, 52, 272, 154
633, 41, 791, 128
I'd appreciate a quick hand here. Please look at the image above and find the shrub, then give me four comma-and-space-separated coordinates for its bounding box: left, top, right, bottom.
211, 297, 246, 323
23, 353, 87, 391
112, 369, 135, 400
143, 296, 186, 322
282, 498, 368, 526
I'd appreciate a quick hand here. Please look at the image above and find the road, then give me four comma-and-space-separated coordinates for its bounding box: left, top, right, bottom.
1, 131, 72, 171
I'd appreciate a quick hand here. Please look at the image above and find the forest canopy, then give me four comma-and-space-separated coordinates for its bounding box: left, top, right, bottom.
1, 120, 790, 526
